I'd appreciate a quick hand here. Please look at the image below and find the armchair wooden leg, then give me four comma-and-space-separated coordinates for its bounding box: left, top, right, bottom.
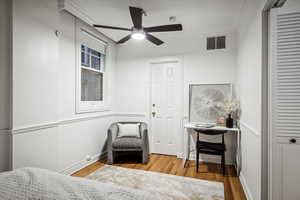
142, 150, 149, 164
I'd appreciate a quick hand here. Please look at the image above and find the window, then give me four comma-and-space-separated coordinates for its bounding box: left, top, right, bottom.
80, 45, 104, 101
76, 25, 108, 113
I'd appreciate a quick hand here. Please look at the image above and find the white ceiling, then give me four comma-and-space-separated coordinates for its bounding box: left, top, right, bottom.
75, 0, 245, 43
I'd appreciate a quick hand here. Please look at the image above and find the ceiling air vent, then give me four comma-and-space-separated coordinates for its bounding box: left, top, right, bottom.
206, 36, 226, 50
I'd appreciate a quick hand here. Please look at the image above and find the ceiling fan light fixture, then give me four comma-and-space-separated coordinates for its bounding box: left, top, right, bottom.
131, 30, 145, 40
131, 32, 145, 40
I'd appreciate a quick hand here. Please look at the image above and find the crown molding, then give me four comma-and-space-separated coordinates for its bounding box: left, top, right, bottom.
58, 0, 95, 26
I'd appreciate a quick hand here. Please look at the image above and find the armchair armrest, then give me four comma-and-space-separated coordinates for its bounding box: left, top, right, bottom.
107, 129, 116, 164
142, 129, 149, 151
107, 129, 113, 151
142, 129, 149, 163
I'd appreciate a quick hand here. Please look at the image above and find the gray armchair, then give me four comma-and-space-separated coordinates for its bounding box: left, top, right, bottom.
107, 122, 149, 164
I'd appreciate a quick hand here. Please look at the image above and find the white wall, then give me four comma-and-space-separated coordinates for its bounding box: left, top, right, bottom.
236, 0, 266, 199
11, 0, 117, 174
0, 0, 12, 172
281, 0, 300, 12
5, 3, 266, 197
116, 32, 238, 162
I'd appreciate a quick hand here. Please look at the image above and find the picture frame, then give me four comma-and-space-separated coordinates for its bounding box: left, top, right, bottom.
188, 83, 232, 123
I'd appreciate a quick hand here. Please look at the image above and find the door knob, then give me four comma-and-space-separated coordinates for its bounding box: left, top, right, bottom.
152, 112, 156, 117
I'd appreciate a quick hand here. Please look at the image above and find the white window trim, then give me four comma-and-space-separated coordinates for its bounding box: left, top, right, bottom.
75, 21, 110, 114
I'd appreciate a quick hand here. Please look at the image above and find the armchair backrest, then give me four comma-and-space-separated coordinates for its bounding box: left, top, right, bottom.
108, 122, 148, 139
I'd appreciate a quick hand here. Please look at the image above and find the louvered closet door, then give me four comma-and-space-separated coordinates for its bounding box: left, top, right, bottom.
270, 7, 300, 200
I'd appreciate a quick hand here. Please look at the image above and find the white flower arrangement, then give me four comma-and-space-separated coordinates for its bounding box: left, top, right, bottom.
218, 98, 240, 117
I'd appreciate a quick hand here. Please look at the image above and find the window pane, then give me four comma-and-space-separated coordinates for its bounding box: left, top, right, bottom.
81, 45, 87, 52
81, 69, 103, 101
91, 56, 101, 70
81, 52, 90, 67
91, 49, 101, 57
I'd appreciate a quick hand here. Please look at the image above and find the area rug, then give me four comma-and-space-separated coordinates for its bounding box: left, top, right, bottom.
86, 165, 224, 200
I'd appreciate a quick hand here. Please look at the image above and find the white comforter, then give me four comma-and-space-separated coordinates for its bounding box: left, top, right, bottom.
0, 168, 158, 200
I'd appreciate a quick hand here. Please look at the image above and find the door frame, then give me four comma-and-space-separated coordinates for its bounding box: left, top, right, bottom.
262, 1, 287, 200
148, 56, 184, 157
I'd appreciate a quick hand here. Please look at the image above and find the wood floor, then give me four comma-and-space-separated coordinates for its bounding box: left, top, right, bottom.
72, 154, 246, 200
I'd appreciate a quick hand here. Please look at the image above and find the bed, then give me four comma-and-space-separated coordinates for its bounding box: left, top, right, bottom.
0, 167, 159, 200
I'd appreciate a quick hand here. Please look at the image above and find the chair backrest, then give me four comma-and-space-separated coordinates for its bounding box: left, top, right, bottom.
197, 129, 227, 135
196, 129, 227, 144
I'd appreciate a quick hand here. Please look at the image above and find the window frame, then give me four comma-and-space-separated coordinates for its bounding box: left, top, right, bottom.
75, 24, 110, 113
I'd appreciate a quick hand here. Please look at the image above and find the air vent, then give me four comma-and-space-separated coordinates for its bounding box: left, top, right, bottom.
206, 36, 226, 50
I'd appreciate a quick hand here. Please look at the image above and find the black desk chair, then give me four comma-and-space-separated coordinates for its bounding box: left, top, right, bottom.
195, 129, 227, 175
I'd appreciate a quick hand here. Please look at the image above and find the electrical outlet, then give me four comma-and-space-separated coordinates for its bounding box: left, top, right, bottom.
86, 155, 92, 161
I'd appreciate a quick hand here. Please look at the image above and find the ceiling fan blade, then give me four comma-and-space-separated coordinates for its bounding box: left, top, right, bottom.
144, 24, 183, 32
93, 24, 131, 31
129, 6, 143, 29
146, 33, 164, 45
117, 34, 132, 44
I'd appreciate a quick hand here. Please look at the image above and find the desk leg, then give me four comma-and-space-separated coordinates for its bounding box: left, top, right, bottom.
236, 130, 241, 176
182, 131, 191, 168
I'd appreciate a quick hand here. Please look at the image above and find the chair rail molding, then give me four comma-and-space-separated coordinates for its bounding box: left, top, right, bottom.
60, 113, 115, 125
0, 129, 12, 135
11, 113, 148, 135
12, 113, 115, 135
114, 113, 147, 118
239, 121, 261, 137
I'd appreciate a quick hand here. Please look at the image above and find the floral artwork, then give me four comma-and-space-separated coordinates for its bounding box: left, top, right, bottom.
189, 84, 232, 123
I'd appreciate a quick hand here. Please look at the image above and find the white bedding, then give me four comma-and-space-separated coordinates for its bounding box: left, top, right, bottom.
0, 167, 159, 200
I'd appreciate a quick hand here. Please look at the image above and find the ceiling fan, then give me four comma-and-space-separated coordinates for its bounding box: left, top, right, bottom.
93, 6, 183, 46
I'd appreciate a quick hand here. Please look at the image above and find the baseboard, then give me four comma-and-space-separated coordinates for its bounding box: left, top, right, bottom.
239, 172, 253, 200
60, 152, 107, 175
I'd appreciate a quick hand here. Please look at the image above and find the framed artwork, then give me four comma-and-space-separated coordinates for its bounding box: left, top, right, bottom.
189, 83, 232, 123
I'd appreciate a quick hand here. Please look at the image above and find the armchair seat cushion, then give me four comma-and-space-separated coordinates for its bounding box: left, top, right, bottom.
112, 137, 143, 149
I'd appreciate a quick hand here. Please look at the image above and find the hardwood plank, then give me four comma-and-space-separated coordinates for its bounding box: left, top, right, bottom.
72, 154, 246, 200
72, 161, 104, 177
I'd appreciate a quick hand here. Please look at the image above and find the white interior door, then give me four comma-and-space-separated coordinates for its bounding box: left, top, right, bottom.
150, 61, 181, 156
270, 5, 300, 200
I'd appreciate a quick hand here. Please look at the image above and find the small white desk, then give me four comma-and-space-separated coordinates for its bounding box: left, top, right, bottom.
183, 122, 241, 176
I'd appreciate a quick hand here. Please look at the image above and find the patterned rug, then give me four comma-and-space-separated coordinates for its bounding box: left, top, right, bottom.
86, 165, 224, 200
